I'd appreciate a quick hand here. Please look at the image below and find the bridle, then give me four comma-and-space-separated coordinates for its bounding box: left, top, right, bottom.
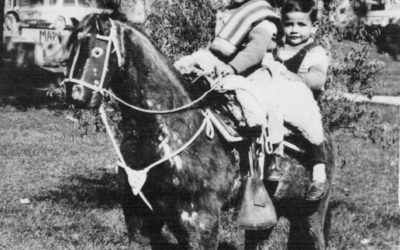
68, 19, 122, 94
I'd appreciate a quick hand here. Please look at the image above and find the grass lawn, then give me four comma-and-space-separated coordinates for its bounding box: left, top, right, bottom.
327, 104, 400, 249
0, 106, 127, 249
0, 102, 399, 249
373, 54, 400, 96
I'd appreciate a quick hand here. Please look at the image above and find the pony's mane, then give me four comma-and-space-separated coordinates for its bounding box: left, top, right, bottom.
119, 23, 183, 88
67, 12, 127, 49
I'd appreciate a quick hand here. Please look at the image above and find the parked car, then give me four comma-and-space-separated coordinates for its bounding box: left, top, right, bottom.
330, 0, 400, 27
3, 0, 111, 68
364, 9, 400, 26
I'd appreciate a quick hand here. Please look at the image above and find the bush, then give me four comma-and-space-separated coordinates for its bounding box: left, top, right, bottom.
144, 0, 222, 61
315, 8, 384, 131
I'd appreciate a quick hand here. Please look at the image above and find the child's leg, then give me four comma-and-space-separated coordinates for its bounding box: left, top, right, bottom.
272, 74, 324, 145
307, 144, 329, 201
219, 74, 268, 127
310, 143, 327, 183
271, 76, 328, 199
313, 163, 327, 183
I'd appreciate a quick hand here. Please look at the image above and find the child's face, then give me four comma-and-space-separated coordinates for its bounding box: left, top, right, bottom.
283, 11, 317, 46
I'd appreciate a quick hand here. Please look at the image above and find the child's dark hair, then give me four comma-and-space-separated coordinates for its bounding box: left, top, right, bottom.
281, 0, 318, 23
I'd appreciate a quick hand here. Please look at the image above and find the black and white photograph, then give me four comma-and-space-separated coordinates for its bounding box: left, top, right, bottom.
0, 0, 399, 249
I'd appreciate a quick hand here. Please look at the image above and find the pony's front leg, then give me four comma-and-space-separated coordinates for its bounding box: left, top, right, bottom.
244, 228, 274, 250
118, 169, 173, 250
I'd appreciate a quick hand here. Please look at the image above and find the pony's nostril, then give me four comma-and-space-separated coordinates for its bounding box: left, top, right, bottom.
72, 85, 84, 100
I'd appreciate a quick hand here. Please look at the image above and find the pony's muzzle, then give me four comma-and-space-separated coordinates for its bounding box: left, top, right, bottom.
71, 85, 85, 101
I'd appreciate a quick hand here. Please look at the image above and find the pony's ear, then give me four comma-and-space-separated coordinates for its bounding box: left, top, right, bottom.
102, 19, 112, 36
70, 18, 79, 30
95, 16, 111, 36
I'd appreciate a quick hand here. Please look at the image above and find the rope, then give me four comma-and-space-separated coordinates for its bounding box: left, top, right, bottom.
142, 113, 213, 173
69, 74, 222, 115
101, 77, 222, 114
99, 105, 154, 211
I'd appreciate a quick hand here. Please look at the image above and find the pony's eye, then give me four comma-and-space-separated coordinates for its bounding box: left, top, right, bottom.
91, 47, 104, 58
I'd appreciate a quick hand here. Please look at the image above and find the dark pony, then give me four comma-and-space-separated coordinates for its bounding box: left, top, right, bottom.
66, 13, 335, 249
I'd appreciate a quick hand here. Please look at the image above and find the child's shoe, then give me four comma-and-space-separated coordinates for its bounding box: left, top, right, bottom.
305, 180, 329, 201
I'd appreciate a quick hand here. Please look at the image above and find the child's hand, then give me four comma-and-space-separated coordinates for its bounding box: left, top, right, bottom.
279, 70, 303, 82
263, 59, 287, 75
215, 63, 235, 77
174, 55, 196, 75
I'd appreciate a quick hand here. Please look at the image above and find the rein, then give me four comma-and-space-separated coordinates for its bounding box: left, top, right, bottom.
102, 81, 221, 114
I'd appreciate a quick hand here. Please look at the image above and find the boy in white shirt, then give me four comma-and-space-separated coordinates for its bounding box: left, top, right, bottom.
277, 0, 329, 99
275, 0, 330, 200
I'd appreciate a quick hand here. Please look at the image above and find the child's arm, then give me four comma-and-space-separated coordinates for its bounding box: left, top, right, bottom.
228, 20, 277, 74
298, 47, 329, 92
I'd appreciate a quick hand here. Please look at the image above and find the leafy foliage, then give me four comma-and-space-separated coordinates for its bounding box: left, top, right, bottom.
143, 0, 223, 61
315, 8, 384, 131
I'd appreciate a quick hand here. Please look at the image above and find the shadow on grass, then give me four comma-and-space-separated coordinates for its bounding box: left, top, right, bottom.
34, 173, 121, 210
218, 242, 239, 250
34, 173, 242, 249
324, 199, 363, 247
0, 63, 67, 110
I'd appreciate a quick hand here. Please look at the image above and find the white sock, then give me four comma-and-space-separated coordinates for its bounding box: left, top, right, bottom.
312, 163, 327, 183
